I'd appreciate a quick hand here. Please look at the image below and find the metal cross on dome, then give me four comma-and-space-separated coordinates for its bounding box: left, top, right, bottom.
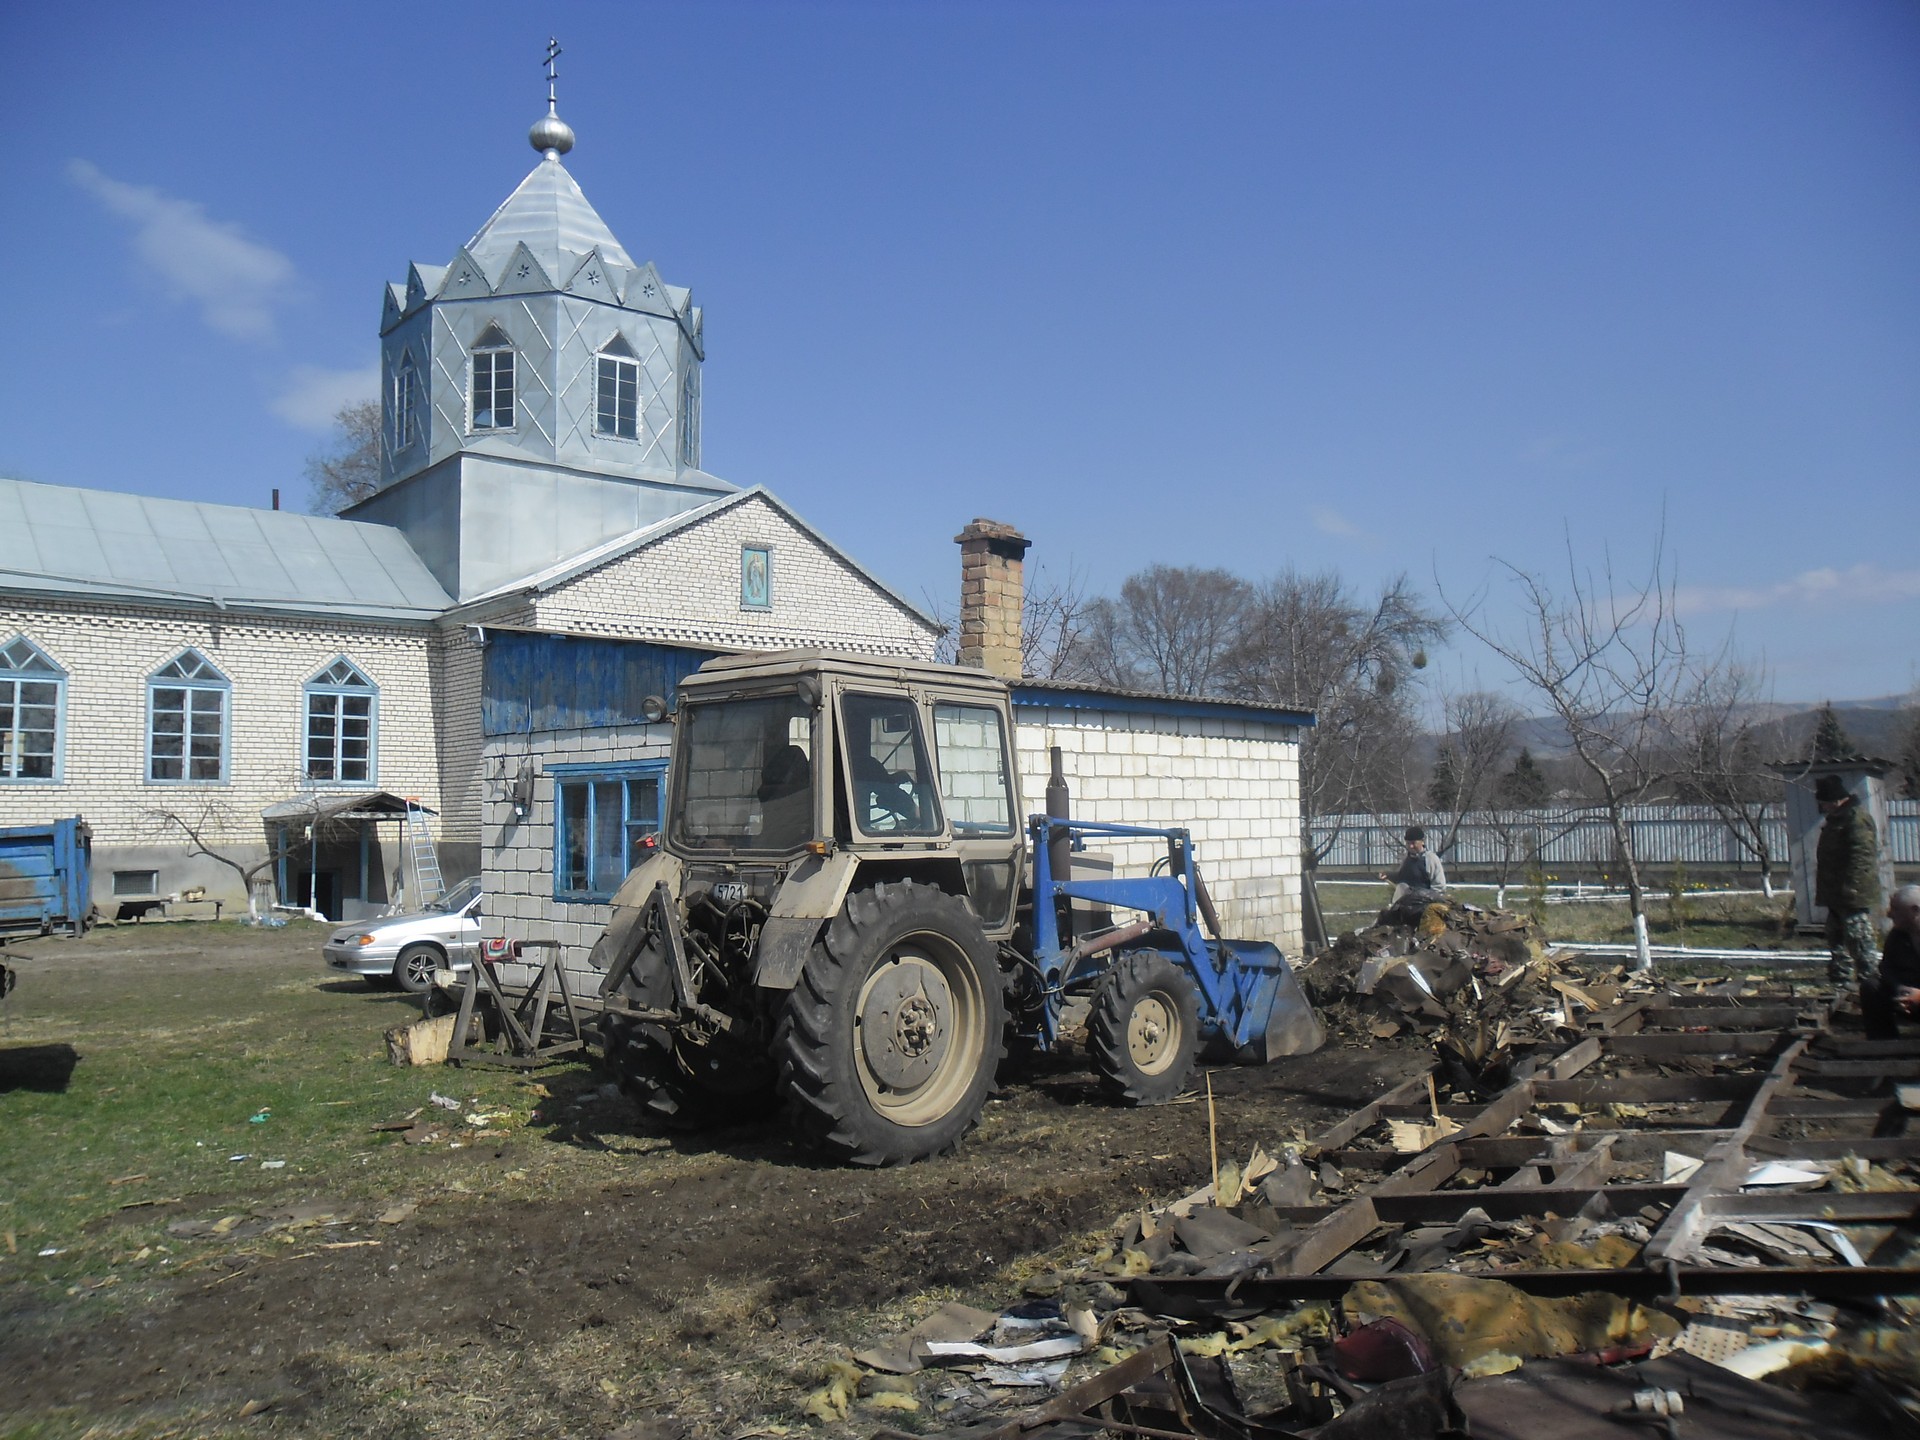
544, 37, 562, 107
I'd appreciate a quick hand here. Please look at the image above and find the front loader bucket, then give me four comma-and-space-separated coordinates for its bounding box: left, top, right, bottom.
1216, 940, 1326, 1061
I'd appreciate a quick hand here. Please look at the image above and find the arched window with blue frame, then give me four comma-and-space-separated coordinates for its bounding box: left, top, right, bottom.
304, 658, 377, 784
0, 635, 66, 782
147, 649, 229, 783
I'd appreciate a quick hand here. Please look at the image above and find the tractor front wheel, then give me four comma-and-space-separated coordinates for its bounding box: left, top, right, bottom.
774, 882, 1005, 1166
1088, 951, 1200, 1105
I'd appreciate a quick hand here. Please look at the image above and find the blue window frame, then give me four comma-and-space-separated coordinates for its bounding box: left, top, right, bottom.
0, 635, 65, 782
552, 760, 666, 902
304, 658, 377, 784
147, 649, 229, 783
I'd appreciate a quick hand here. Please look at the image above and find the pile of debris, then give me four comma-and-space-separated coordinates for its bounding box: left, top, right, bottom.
804, 1007, 1920, 1439
1300, 898, 1640, 1053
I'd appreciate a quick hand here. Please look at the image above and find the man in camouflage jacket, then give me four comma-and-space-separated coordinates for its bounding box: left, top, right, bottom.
1815, 774, 1882, 988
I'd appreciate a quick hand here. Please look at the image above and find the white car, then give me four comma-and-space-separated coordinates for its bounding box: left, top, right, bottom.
322, 877, 483, 993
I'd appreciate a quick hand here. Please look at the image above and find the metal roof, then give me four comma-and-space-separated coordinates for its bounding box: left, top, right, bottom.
0, 478, 455, 621
1011, 681, 1316, 729
463, 156, 635, 283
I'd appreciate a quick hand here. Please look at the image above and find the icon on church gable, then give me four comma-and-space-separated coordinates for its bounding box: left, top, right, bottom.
741, 546, 772, 610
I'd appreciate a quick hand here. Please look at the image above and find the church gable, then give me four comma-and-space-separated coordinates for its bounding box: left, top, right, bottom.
527, 493, 939, 659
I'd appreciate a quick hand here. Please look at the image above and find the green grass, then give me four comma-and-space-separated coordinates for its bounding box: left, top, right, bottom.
1316, 882, 1804, 952
0, 920, 599, 1298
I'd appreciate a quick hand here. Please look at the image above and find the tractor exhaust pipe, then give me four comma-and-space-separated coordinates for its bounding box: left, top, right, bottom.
1047, 746, 1073, 944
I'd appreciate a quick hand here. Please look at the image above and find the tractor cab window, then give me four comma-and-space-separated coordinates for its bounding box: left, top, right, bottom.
674, 694, 816, 853
932, 703, 1015, 837
841, 692, 942, 838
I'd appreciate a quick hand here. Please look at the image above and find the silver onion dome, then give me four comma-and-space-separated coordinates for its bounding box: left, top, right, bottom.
530, 108, 575, 158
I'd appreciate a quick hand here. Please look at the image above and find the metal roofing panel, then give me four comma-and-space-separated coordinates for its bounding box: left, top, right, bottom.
0, 478, 454, 618
463, 157, 636, 283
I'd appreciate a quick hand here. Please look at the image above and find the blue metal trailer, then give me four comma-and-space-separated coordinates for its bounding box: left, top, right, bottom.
0, 817, 93, 940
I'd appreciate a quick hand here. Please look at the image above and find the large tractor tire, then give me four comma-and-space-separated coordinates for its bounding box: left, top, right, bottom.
773, 881, 1006, 1166
604, 925, 777, 1131
1088, 950, 1201, 1105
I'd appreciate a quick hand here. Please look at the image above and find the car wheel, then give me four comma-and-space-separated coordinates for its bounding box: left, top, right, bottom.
394, 944, 444, 994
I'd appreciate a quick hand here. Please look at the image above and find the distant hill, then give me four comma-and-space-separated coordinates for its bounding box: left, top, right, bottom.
1460, 697, 1912, 764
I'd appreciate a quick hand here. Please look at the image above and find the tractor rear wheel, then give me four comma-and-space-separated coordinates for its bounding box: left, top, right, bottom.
1088, 951, 1200, 1105
773, 882, 1005, 1166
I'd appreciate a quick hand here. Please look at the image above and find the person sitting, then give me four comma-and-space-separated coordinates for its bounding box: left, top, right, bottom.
1863, 884, 1920, 1041
1379, 825, 1448, 925
756, 744, 812, 848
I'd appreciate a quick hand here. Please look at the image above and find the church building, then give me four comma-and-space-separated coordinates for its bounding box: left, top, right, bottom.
0, 98, 938, 921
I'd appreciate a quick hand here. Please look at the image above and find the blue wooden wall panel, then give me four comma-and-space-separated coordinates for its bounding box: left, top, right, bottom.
482, 633, 715, 737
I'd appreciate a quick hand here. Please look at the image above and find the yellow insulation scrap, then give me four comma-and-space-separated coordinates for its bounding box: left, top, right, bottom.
802, 1360, 862, 1422
1342, 1274, 1678, 1369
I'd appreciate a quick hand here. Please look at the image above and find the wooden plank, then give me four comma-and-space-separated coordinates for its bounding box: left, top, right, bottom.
1641, 1005, 1808, 1030
1795, 1058, 1920, 1079
1276, 1196, 1385, 1275
1641, 1038, 1808, 1269
1703, 1191, 1920, 1224
1746, 1135, 1920, 1161
1769, 1098, 1891, 1119
1309, 1068, 1437, 1153
1605, 1032, 1785, 1058
1370, 1184, 1686, 1224
1536, 1076, 1761, 1104
1135, 1265, 1920, 1308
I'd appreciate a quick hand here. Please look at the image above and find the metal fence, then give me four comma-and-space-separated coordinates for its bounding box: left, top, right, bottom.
1311, 801, 1920, 872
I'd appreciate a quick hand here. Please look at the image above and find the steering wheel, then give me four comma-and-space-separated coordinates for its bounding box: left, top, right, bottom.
861, 772, 922, 832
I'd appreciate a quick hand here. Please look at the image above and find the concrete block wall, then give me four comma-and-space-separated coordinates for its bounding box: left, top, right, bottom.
529, 494, 939, 659
480, 722, 670, 989
1012, 707, 1306, 958
0, 597, 445, 906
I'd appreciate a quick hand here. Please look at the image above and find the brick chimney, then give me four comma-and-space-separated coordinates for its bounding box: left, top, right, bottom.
954, 518, 1030, 679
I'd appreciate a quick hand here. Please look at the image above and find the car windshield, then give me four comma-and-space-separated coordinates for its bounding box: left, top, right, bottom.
430, 877, 480, 913
672, 693, 816, 852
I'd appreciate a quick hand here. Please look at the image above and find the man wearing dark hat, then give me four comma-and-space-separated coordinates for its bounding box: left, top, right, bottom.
1383, 826, 1448, 897
1815, 774, 1881, 990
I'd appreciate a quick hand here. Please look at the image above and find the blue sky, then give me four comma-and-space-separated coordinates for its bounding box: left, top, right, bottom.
3, 1, 1916, 706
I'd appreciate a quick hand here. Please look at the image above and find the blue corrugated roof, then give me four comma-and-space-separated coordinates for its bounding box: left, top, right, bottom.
0, 478, 454, 621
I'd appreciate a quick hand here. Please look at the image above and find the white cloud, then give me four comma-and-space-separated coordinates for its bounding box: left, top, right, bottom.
271, 363, 380, 432
68, 159, 298, 342
1677, 564, 1920, 615
1312, 505, 1362, 539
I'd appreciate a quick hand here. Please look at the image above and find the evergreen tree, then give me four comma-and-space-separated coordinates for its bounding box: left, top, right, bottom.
1497, 747, 1550, 808
1808, 703, 1859, 763
1899, 709, 1920, 800
1427, 746, 1461, 810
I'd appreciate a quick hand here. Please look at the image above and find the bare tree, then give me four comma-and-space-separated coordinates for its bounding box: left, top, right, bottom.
1073, 565, 1252, 696
1222, 571, 1448, 859
305, 398, 381, 514
142, 799, 329, 920
928, 559, 1090, 677
1425, 689, 1521, 859
1020, 560, 1092, 680
1668, 659, 1788, 895
1448, 537, 1696, 968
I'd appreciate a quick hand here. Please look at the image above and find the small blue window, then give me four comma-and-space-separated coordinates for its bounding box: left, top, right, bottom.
147, 649, 229, 783
0, 635, 65, 782
553, 761, 666, 902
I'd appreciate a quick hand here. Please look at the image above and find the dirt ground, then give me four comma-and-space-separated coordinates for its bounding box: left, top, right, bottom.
0, 923, 1420, 1440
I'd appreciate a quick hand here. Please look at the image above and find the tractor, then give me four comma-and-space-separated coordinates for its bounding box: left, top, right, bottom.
588, 649, 1323, 1166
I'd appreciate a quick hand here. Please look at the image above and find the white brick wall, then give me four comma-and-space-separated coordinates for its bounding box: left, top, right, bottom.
0, 599, 448, 896
528, 493, 939, 658
1013, 706, 1306, 958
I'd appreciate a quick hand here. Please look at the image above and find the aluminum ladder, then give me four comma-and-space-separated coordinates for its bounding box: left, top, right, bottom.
403, 800, 444, 910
